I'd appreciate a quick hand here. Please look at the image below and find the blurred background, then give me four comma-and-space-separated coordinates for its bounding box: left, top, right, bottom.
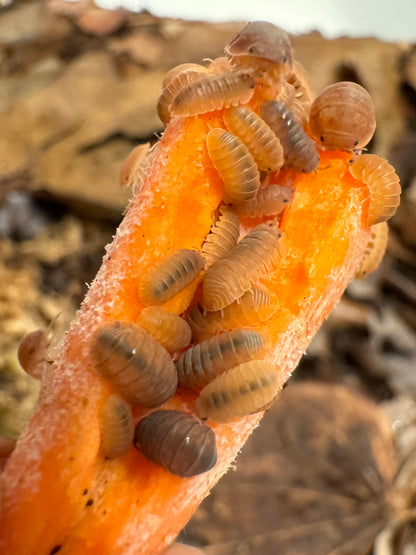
1, 1, 416, 553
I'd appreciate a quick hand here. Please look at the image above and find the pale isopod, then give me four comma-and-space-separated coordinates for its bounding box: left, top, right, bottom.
162, 63, 209, 88
202, 223, 281, 311
119, 142, 151, 193
17, 329, 52, 379
89, 321, 177, 407
206, 128, 260, 204
348, 154, 401, 226
170, 72, 255, 117
100, 394, 134, 459
309, 81, 376, 151
195, 360, 281, 422
223, 106, 284, 172
176, 329, 268, 391
231, 184, 293, 218
201, 207, 240, 267
206, 56, 234, 73
137, 306, 192, 352
134, 410, 217, 477
139, 249, 205, 306
261, 100, 320, 173
355, 222, 388, 279
157, 70, 207, 125
283, 60, 314, 125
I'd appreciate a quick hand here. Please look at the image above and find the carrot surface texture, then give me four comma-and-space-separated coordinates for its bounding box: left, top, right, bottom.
0, 21, 400, 555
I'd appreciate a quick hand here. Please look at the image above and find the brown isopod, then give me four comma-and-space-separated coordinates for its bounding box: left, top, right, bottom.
119, 142, 151, 193
157, 70, 207, 125
137, 306, 192, 352
201, 207, 240, 268
195, 360, 281, 422
100, 394, 134, 459
17, 329, 52, 379
348, 154, 401, 226
134, 410, 217, 478
223, 106, 284, 172
89, 321, 177, 407
355, 222, 389, 279
309, 81, 376, 151
139, 249, 205, 307
202, 223, 282, 311
261, 100, 320, 173
231, 184, 293, 218
169, 72, 255, 117
176, 328, 268, 391
206, 128, 261, 204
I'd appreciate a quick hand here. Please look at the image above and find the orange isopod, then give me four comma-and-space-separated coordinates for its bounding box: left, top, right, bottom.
206, 128, 261, 204
348, 154, 401, 226
137, 306, 192, 352
139, 249, 205, 306
89, 321, 177, 407
195, 360, 281, 422
157, 70, 207, 125
169, 72, 255, 117
202, 222, 282, 311
231, 184, 293, 218
223, 106, 284, 172
119, 142, 151, 193
355, 222, 389, 279
309, 81, 376, 151
261, 100, 320, 173
134, 410, 217, 478
17, 329, 52, 379
100, 394, 134, 459
176, 328, 268, 391
201, 207, 240, 267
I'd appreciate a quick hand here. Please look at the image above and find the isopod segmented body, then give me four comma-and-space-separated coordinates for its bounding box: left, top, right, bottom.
309, 81, 376, 151
89, 321, 177, 407
355, 222, 388, 279
206, 128, 260, 204
202, 223, 282, 311
195, 360, 281, 422
261, 100, 320, 173
348, 154, 401, 226
201, 207, 240, 267
158, 70, 207, 125
280, 61, 314, 126
170, 72, 255, 117
162, 63, 209, 88
134, 410, 217, 478
100, 394, 134, 459
232, 184, 293, 218
223, 106, 284, 172
139, 249, 205, 306
17, 329, 51, 379
119, 142, 151, 193
137, 306, 192, 352
176, 329, 268, 391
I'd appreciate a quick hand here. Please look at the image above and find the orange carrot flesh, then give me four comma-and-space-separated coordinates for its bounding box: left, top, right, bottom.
0, 109, 370, 553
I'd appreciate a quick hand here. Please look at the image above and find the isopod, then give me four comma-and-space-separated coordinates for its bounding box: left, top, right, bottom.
137, 306, 192, 352
282, 60, 314, 125
195, 360, 281, 422
157, 70, 207, 125
139, 249, 205, 306
206, 128, 260, 204
89, 321, 177, 407
176, 329, 268, 391
231, 184, 293, 218
202, 223, 282, 311
100, 394, 134, 459
119, 142, 151, 193
355, 222, 388, 279
309, 81, 376, 151
162, 63, 209, 88
223, 106, 284, 172
170, 72, 255, 117
134, 410, 217, 478
348, 154, 401, 226
201, 207, 240, 267
261, 100, 320, 173
187, 286, 277, 342
17, 329, 52, 379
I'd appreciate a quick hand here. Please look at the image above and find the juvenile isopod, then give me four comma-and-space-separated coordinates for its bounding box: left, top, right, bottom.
139, 249, 205, 306
201, 207, 240, 267
134, 410, 217, 478
157, 70, 207, 125
206, 56, 234, 73
89, 321, 177, 407
279, 61, 314, 126
100, 394, 134, 459
176, 329, 268, 391
137, 306, 192, 352
119, 142, 151, 193
309, 81, 376, 151
202, 223, 282, 311
17, 329, 52, 379
162, 63, 209, 88
348, 154, 401, 226
261, 100, 320, 173
170, 72, 255, 117
206, 128, 260, 204
355, 222, 389, 279
195, 360, 281, 422
223, 106, 284, 172
231, 184, 293, 218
